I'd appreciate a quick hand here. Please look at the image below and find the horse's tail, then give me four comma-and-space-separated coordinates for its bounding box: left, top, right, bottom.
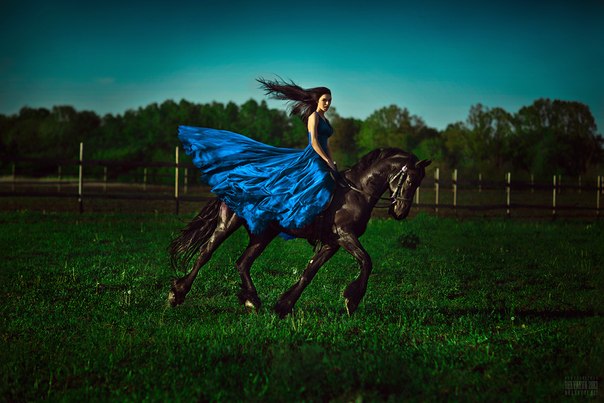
169, 198, 222, 271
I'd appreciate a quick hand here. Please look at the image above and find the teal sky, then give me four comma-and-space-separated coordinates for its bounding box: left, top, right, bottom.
1, 0, 603, 131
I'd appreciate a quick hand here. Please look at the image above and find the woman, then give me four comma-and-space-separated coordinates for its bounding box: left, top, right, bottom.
178, 78, 336, 234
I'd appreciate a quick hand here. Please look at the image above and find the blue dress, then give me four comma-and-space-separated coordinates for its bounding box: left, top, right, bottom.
178, 116, 335, 234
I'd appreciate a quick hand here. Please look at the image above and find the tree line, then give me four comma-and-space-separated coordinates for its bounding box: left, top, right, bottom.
0, 98, 602, 177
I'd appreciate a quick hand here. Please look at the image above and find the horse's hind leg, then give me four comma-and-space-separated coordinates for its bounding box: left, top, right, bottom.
275, 244, 339, 318
236, 230, 278, 311
169, 203, 241, 306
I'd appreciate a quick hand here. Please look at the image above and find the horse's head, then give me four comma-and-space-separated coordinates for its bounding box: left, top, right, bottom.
387, 157, 431, 220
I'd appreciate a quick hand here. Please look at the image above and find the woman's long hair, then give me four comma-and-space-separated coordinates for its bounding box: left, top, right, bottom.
257, 77, 331, 123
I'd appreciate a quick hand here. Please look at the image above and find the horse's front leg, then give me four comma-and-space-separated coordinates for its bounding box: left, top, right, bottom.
338, 234, 372, 315
275, 244, 339, 318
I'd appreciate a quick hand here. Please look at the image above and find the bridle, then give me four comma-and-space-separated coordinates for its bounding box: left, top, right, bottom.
388, 164, 411, 204
340, 164, 412, 204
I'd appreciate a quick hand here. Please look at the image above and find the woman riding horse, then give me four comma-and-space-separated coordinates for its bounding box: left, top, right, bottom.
170, 78, 431, 316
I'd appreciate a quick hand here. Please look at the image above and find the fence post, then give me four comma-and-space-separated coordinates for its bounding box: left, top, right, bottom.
531, 173, 534, 193
57, 165, 62, 193
506, 172, 511, 218
597, 176, 601, 218
174, 146, 180, 214
552, 175, 557, 219
434, 168, 440, 214
578, 175, 582, 194
184, 168, 188, 194
78, 142, 84, 213
452, 169, 458, 212
103, 166, 108, 192
415, 185, 420, 205
143, 167, 148, 192
11, 163, 16, 192
558, 174, 562, 194
478, 173, 482, 193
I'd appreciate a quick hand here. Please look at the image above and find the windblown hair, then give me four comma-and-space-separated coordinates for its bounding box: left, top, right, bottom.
257, 77, 331, 123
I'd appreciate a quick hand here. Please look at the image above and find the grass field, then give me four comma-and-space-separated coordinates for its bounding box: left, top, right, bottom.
1, 211, 602, 401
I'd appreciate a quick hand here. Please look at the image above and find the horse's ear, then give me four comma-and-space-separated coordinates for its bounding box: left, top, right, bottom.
415, 159, 432, 168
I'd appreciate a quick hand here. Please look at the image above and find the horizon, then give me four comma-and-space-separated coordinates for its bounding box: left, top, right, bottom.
1, 95, 599, 134
1, 0, 603, 131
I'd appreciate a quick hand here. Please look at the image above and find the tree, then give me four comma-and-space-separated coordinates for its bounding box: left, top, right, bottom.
5, 107, 50, 158
0, 114, 12, 160
465, 104, 514, 172
1, 97, 600, 178
438, 104, 515, 173
326, 107, 362, 167
356, 105, 425, 156
513, 99, 600, 175
441, 121, 469, 169
486, 107, 514, 169
281, 115, 307, 149
412, 126, 444, 164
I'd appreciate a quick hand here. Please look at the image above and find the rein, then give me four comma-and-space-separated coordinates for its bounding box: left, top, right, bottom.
339, 165, 411, 204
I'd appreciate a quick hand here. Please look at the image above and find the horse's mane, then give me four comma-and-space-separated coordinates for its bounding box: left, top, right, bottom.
346, 148, 413, 175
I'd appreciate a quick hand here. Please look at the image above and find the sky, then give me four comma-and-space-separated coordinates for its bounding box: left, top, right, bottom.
1, 0, 603, 131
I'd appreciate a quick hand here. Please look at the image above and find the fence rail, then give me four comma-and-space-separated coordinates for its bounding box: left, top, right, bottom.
1, 142, 603, 217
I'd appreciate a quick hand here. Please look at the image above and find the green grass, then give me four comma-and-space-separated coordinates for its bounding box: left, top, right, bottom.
1, 211, 602, 401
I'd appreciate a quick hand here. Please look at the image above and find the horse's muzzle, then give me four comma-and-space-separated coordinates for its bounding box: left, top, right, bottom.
389, 201, 411, 220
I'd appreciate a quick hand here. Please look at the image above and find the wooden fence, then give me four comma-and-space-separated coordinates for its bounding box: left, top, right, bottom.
1, 142, 603, 217
423, 167, 603, 218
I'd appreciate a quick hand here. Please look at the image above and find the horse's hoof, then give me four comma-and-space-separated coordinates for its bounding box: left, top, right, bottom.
169, 279, 190, 307
168, 290, 177, 306
244, 300, 259, 313
168, 285, 186, 307
275, 300, 293, 319
243, 294, 261, 312
168, 290, 183, 307
343, 281, 364, 315
345, 297, 359, 316
238, 289, 261, 312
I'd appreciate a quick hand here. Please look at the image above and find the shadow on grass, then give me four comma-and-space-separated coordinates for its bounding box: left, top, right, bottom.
265, 304, 603, 321
359, 305, 603, 321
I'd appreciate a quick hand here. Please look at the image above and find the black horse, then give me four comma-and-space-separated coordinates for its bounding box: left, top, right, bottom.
168, 148, 431, 317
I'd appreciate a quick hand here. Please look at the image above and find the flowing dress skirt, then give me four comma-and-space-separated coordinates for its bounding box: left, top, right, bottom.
178, 126, 334, 234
